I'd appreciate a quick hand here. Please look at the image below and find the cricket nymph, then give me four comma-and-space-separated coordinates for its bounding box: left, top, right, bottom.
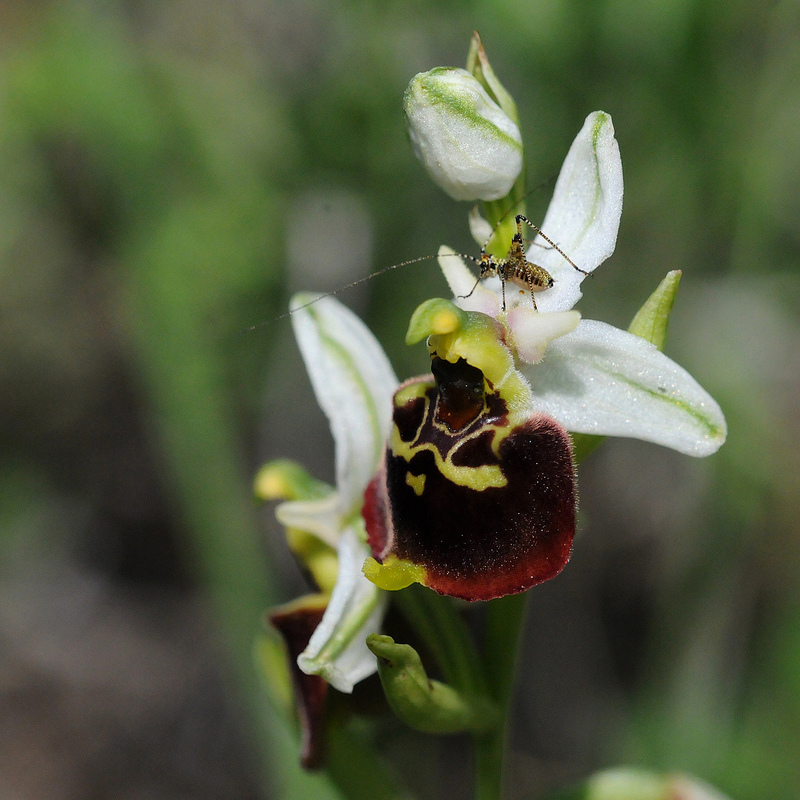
477, 230, 553, 306
268, 213, 587, 326
464, 214, 588, 312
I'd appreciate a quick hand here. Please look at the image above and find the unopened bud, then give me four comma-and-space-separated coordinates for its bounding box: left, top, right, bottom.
404, 67, 523, 201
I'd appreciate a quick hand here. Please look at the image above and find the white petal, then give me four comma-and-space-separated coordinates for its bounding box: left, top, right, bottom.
291, 295, 398, 516
275, 493, 340, 549
468, 205, 494, 247
438, 246, 500, 316
297, 526, 387, 693
534, 111, 624, 313
507, 308, 581, 364
522, 320, 727, 456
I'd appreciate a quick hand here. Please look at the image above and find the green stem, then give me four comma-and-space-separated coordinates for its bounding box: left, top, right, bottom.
394, 584, 487, 698
474, 592, 529, 800
397, 587, 528, 799
474, 727, 506, 800
397, 586, 529, 800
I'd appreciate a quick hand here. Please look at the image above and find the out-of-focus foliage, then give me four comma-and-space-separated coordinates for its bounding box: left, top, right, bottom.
0, 1, 798, 799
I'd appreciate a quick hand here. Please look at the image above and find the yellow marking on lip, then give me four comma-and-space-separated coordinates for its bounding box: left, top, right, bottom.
394, 381, 429, 407
405, 472, 426, 496
390, 424, 507, 490
363, 555, 427, 591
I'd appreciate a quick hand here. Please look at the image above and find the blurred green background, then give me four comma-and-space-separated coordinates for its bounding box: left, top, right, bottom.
0, 1, 798, 798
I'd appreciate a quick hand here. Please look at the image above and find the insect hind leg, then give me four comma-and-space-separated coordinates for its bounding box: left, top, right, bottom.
516, 215, 590, 276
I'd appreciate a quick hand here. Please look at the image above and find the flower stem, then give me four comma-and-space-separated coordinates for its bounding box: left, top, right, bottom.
474, 727, 505, 800
394, 584, 486, 698
474, 592, 529, 800
395, 587, 528, 799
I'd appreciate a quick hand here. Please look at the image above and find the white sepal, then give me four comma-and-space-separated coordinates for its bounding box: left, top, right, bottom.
533, 111, 624, 313
290, 294, 398, 518
523, 320, 727, 456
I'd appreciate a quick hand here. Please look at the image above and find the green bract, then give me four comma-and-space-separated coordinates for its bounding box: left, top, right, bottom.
366, 634, 498, 734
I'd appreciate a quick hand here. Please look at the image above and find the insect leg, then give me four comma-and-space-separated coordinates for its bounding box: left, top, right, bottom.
458, 274, 483, 300
516, 215, 589, 276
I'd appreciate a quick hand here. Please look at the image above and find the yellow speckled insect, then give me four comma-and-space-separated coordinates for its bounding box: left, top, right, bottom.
261, 209, 587, 327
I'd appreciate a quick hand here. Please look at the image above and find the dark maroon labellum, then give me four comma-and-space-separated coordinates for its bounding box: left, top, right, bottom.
364, 357, 576, 601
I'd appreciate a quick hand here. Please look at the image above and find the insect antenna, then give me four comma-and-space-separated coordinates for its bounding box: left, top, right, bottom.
247, 251, 482, 330
250, 177, 587, 329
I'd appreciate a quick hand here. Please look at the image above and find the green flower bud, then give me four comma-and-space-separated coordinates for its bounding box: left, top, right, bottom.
404, 67, 523, 201
366, 634, 498, 733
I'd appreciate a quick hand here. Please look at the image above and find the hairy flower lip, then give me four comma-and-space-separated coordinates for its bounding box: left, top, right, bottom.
362, 302, 577, 601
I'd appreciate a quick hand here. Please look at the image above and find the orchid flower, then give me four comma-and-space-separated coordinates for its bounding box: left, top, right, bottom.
262, 34, 728, 770
257, 295, 396, 763
362, 110, 726, 601
441, 110, 727, 457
